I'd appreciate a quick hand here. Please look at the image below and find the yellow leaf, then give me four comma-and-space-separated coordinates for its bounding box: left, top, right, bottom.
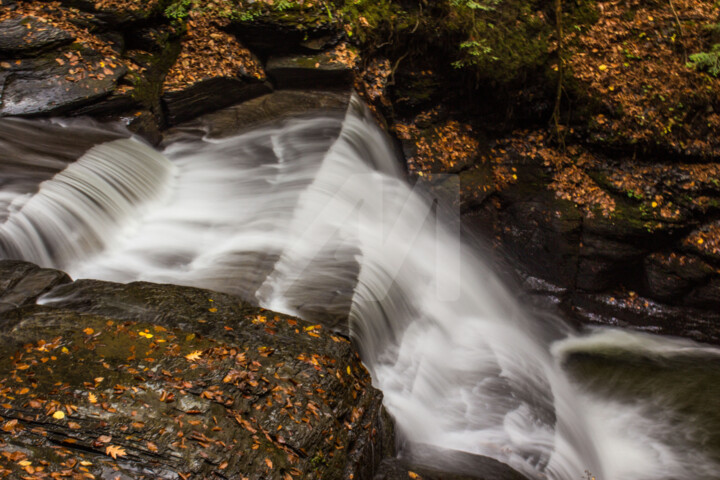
408, 472, 420, 479
105, 445, 127, 459
52, 411, 65, 420
698, 238, 705, 245
185, 350, 203, 361
598, 64, 607, 71
208, 307, 218, 313
79, 461, 92, 466
88, 393, 97, 404
61, 347, 69, 354
18, 461, 32, 467
346, 366, 352, 375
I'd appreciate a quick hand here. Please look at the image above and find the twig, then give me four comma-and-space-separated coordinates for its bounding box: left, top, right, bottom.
668, 0, 687, 62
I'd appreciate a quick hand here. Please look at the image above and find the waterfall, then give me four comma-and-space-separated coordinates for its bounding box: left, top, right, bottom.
2, 101, 719, 479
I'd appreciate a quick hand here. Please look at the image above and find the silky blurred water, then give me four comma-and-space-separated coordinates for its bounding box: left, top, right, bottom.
1, 102, 719, 479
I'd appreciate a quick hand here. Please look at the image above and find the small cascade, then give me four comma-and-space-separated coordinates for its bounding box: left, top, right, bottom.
1, 101, 720, 479
0, 138, 175, 269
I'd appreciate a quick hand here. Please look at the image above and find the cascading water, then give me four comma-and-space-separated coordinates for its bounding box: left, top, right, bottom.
1, 99, 719, 479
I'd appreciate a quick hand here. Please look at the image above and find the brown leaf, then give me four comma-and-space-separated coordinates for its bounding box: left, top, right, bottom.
105, 445, 126, 459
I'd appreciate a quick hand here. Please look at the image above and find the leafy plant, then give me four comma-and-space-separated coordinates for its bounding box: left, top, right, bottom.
687, 44, 720, 77
164, 0, 194, 20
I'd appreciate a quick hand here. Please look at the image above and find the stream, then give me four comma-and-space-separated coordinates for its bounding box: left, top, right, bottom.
1, 97, 719, 480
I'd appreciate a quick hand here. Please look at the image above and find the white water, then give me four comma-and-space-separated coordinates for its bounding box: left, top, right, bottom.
1, 101, 719, 479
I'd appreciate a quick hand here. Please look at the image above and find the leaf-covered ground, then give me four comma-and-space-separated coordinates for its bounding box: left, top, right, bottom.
0, 265, 391, 480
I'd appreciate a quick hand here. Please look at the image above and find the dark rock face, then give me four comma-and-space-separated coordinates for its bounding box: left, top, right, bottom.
162, 77, 272, 126
267, 53, 354, 90
229, 20, 340, 57
373, 450, 531, 480
0, 51, 127, 116
0, 261, 394, 479
162, 89, 351, 143
0, 16, 74, 56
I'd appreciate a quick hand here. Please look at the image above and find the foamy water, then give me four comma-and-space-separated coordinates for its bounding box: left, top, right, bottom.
1, 100, 719, 479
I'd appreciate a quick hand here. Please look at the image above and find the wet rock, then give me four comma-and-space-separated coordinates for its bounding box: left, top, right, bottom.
0, 261, 394, 480
0, 261, 70, 313
563, 291, 720, 345
266, 51, 354, 90
373, 450, 531, 480
0, 16, 74, 56
642, 252, 713, 302
162, 77, 272, 126
162, 89, 351, 143
70, 90, 140, 117
0, 51, 127, 117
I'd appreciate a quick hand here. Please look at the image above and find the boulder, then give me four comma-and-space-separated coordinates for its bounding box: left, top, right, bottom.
0, 16, 74, 56
373, 449, 531, 480
0, 50, 127, 117
0, 261, 394, 480
266, 50, 355, 90
230, 18, 340, 57
162, 89, 351, 143
162, 77, 272, 126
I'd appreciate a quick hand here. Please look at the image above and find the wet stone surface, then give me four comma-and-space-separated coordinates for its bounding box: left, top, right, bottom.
0, 261, 393, 480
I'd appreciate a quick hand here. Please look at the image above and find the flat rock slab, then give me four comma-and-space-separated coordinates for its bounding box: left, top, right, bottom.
0, 262, 393, 480
162, 89, 351, 143
162, 77, 272, 126
373, 453, 530, 480
267, 52, 354, 90
0, 16, 74, 56
0, 52, 126, 117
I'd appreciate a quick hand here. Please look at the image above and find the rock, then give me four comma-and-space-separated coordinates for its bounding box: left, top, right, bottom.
0, 16, 74, 56
70, 90, 140, 117
373, 449, 531, 480
0, 51, 127, 117
230, 19, 340, 57
162, 77, 272, 126
266, 51, 354, 90
643, 252, 713, 302
162, 89, 351, 143
0, 261, 394, 480
563, 290, 720, 345
0, 260, 71, 313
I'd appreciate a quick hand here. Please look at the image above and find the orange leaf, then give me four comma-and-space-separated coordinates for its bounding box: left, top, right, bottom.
264, 458, 273, 469
105, 445, 126, 459
185, 350, 202, 361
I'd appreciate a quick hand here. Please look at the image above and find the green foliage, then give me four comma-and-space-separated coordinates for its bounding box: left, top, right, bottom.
687, 44, 720, 77
164, 0, 194, 20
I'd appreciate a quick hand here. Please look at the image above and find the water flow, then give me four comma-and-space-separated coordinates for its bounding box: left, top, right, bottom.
1, 104, 719, 479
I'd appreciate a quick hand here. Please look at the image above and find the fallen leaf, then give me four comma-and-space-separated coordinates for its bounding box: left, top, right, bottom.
52, 411, 65, 420
105, 445, 126, 459
185, 350, 203, 361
